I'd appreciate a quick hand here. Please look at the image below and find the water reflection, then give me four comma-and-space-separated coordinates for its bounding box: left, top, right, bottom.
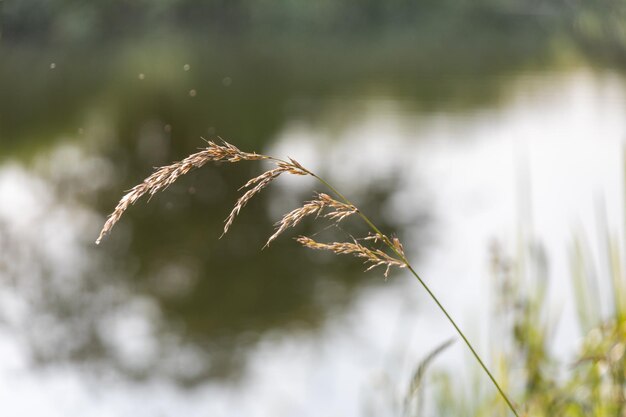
0, 67, 624, 415
0, 28, 565, 158
0, 136, 419, 384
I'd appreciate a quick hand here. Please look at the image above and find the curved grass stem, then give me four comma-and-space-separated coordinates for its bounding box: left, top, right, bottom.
311, 172, 521, 417
99, 140, 520, 416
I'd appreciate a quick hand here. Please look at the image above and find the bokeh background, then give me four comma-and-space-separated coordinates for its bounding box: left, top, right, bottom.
1, 1, 625, 416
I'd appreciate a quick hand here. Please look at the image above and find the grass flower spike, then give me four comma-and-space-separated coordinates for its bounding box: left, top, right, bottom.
97, 139, 521, 417
96, 140, 265, 244
296, 236, 405, 278
266, 193, 357, 247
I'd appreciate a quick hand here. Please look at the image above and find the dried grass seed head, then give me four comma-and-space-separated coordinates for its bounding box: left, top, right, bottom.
266, 199, 325, 247
296, 236, 406, 277
223, 158, 313, 236
265, 193, 358, 247
223, 167, 286, 235
97, 139, 268, 244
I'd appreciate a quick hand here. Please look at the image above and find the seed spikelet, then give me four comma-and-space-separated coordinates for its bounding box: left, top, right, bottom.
265, 193, 357, 247
96, 140, 265, 244
296, 236, 406, 277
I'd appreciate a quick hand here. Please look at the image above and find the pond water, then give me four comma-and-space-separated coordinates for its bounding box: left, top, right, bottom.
1, 28, 625, 416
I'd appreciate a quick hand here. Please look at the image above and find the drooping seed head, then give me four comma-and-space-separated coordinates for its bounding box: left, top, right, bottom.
296, 236, 406, 278
223, 159, 313, 236
265, 193, 357, 247
96, 139, 268, 244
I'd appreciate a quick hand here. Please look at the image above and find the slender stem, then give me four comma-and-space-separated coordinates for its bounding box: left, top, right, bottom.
310, 171, 521, 417
404, 265, 520, 417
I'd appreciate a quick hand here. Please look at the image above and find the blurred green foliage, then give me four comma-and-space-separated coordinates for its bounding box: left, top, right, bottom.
4, 0, 625, 161
423, 190, 626, 416
1, 0, 624, 58
3, 0, 559, 40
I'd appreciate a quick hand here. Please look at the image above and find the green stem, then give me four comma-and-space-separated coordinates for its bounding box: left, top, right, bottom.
310, 171, 521, 417
404, 264, 520, 417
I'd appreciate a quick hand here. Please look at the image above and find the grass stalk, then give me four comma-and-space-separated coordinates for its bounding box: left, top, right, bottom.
98, 140, 521, 416
311, 172, 520, 417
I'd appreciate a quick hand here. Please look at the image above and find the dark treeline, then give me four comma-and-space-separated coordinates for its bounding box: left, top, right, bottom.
0, 0, 608, 40
3, 1, 625, 64
2, 0, 625, 157
2, 0, 624, 69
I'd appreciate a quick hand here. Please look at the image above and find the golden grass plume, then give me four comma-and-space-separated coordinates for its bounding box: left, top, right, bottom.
96, 139, 521, 414
97, 139, 405, 278
265, 193, 357, 247
295, 236, 406, 278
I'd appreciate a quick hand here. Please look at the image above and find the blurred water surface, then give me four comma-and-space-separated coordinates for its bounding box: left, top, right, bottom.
1, 4, 626, 416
